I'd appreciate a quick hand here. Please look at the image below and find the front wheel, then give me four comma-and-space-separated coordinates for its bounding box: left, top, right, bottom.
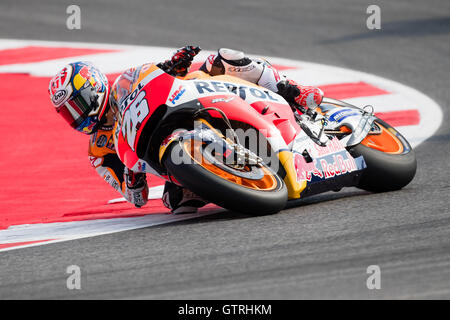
163, 139, 288, 215
348, 118, 417, 192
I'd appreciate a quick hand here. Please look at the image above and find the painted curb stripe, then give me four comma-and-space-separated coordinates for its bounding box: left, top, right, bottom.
0, 239, 56, 250
320, 81, 390, 100
375, 109, 420, 127
0, 209, 221, 252
0, 46, 119, 66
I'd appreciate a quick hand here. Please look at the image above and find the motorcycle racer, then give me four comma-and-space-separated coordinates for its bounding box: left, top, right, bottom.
48, 46, 324, 213
158, 46, 323, 110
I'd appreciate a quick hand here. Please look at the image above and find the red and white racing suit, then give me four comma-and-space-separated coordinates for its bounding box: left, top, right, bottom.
88, 48, 323, 212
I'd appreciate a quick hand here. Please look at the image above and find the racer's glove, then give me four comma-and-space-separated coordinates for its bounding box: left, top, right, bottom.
277, 79, 324, 111
158, 45, 201, 77
123, 167, 149, 208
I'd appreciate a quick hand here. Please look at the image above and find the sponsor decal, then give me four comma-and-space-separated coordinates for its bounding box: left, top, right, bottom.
106, 135, 115, 151
227, 65, 255, 73
137, 161, 146, 172
169, 85, 186, 105
207, 54, 216, 66
110, 180, 120, 191
51, 89, 68, 106
49, 66, 71, 95
294, 152, 358, 182
96, 134, 108, 148
312, 137, 347, 157
294, 138, 358, 182
77, 65, 103, 91
211, 97, 235, 103
320, 154, 358, 179
161, 131, 184, 148
294, 154, 324, 182
103, 172, 120, 191
193, 81, 280, 102
328, 108, 360, 123
75, 116, 98, 134
78, 66, 92, 80
120, 82, 144, 112
78, 116, 98, 133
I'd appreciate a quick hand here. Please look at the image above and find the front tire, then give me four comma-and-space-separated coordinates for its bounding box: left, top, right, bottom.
163, 140, 288, 215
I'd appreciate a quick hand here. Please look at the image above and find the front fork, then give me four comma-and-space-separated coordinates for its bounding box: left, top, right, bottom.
158, 118, 307, 200
158, 118, 261, 167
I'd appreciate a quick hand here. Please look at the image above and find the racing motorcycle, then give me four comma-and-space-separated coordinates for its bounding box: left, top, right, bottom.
114, 64, 417, 215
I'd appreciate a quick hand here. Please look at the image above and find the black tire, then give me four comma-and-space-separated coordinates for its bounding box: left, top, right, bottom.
348, 119, 417, 192
163, 141, 288, 215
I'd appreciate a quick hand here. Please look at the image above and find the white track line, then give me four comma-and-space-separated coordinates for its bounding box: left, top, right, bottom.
0, 209, 222, 252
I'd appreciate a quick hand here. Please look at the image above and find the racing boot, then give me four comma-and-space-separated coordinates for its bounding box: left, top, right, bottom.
277, 80, 328, 145
276, 79, 324, 112
162, 181, 208, 214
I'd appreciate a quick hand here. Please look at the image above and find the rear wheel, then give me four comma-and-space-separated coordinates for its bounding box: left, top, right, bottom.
163, 139, 288, 215
348, 119, 417, 192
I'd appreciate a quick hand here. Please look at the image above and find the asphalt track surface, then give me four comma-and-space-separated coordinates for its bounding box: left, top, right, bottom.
1, 0, 449, 299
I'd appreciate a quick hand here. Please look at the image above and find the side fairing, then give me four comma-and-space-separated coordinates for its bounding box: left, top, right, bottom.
114, 65, 175, 173
173, 77, 301, 149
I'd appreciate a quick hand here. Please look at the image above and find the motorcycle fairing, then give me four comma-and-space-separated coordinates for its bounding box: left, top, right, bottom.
114, 66, 297, 170
114, 66, 369, 201
289, 129, 366, 196
114, 65, 177, 172
319, 100, 376, 147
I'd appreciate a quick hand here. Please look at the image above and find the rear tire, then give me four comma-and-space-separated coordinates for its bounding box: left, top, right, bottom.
163, 140, 288, 215
348, 119, 417, 192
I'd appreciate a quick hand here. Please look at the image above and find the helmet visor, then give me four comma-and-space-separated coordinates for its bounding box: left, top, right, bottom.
56, 82, 100, 133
